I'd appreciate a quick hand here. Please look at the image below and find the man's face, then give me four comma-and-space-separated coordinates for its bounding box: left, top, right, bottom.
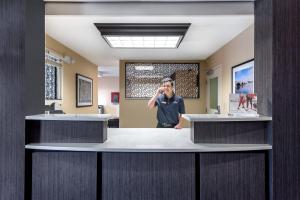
162, 81, 173, 95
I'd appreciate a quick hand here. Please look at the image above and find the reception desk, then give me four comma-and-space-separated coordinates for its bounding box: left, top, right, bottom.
25, 114, 115, 143
25, 114, 272, 200
183, 114, 272, 144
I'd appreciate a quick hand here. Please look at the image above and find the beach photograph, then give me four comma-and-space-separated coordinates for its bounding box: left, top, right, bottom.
232, 60, 254, 94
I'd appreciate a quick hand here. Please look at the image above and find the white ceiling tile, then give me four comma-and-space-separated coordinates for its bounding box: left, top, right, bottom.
45, 15, 254, 68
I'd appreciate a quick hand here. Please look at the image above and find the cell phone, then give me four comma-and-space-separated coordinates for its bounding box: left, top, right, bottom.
160, 87, 165, 94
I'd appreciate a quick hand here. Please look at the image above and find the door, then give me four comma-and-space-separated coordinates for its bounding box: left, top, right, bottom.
209, 77, 218, 112
206, 66, 222, 114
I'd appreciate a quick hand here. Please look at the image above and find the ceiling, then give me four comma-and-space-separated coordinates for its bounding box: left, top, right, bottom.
46, 15, 254, 71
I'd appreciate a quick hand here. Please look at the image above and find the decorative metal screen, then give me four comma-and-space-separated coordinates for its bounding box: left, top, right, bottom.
125, 63, 199, 98
45, 50, 62, 100
45, 63, 57, 99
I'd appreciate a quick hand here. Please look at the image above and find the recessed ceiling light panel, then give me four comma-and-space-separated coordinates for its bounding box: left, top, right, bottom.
94, 23, 191, 49
105, 36, 182, 48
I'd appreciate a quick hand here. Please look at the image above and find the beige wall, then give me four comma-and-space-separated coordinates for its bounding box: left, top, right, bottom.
119, 25, 254, 127
98, 76, 119, 115
45, 34, 98, 114
119, 60, 207, 128
206, 24, 254, 113
45, 24, 253, 121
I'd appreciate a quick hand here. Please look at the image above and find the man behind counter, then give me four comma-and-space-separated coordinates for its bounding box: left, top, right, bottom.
148, 77, 185, 129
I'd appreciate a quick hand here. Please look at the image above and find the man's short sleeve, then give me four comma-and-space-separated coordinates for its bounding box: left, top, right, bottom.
178, 97, 185, 114
155, 100, 158, 107
155, 97, 160, 107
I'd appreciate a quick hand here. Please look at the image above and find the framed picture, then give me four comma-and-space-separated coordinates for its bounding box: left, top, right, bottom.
76, 74, 93, 107
111, 92, 119, 104
232, 59, 254, 94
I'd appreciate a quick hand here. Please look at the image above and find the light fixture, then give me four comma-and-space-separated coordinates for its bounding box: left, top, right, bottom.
98, 71, 104, 77
94, 23, 191, 49
45, 48, 75, 64
135, 65, 154, 71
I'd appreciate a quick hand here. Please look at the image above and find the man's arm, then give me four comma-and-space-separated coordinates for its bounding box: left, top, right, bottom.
175, 97, 186, 129
148, 87, 164, 109
174, 115, 184, 129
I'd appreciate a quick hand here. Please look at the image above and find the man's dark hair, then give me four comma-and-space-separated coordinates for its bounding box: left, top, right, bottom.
161, 77, 173, 86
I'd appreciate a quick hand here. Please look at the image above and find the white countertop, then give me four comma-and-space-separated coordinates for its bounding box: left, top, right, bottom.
182, 114, 272, 122
25, 114, 117, 121
25, 128, 272, 152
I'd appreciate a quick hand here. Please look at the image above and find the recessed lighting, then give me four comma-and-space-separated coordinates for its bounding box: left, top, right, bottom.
104, 36, 182, 48
94, 23, 191, 49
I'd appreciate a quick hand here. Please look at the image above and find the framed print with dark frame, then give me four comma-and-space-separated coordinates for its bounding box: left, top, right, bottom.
232, 59, 254, 94
76, 74, 93, 107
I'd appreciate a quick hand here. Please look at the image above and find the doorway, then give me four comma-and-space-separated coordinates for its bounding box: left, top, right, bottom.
206, 66, 222, 114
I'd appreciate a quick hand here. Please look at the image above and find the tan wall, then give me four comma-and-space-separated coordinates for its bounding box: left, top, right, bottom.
119, 60, 207, 128
98, 76, 119, 115
206, 24, 254, 113
45, 34, 98, 114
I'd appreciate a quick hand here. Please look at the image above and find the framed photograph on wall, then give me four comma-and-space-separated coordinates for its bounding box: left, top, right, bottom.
76, 74, 93, 107
111, 92, 120, 104
232, 59, 254, 94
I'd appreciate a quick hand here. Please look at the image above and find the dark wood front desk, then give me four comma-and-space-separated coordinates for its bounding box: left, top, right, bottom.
25, 114, 272, 200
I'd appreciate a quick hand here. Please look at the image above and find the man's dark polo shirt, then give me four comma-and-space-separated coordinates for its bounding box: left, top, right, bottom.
155, 93, 185, 124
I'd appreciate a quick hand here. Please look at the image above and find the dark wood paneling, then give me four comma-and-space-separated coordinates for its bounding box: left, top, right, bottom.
108, 118, 119, 128
255, 0, 273, 117
0, 2, 25, 199
102, 152, 195, 200
272, 0, 300, 199
255, 1, 274, 199
199, 152, 266, 200
31, 151, 98, 200
25, 0, 45, 115
192, 121, 268, 144
0, 0, 44, 199
26, 120, 107, 143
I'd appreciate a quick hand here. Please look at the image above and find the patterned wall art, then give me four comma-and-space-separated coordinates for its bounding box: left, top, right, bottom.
45, 51, 62, 100
76, 74, 93, 107
125, 63, 200, 98
45, 64, 57, 100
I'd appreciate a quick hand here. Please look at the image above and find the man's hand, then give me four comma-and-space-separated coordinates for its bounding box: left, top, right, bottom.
174, 124, 182, 129
148, 86, 164, 109
156, 87, 165, 95
175, 115, 184, 129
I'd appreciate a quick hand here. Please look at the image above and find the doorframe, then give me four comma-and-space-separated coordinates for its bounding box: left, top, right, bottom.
206, 65, 222, 114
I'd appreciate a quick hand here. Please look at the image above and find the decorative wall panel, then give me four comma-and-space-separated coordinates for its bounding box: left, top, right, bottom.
125, 63, 199, 98
45, 52, 62, 100
45, 64, 57, 99
172, 70, 198, 98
